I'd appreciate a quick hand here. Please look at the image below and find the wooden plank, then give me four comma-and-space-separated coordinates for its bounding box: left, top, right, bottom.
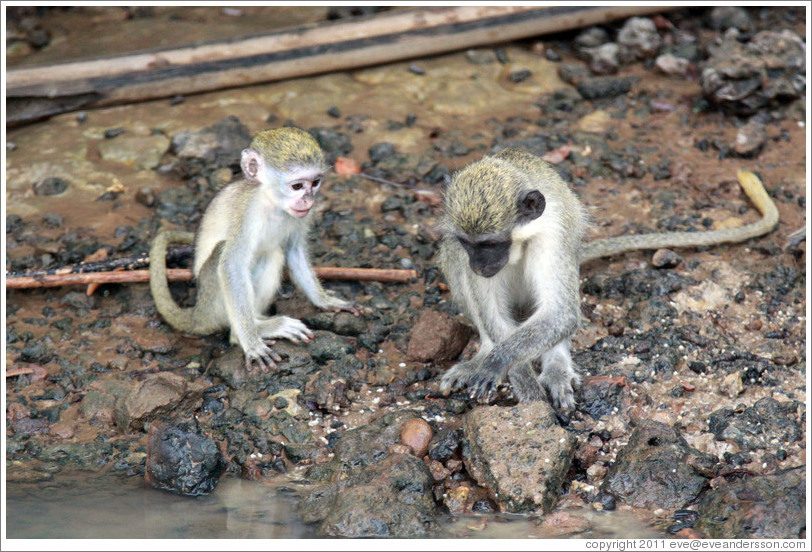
7, 6, 670, 125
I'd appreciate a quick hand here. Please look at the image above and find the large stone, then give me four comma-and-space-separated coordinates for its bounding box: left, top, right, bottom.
462, 402, 576, 513
600, 420, 715, 510
707, 397, 803, 451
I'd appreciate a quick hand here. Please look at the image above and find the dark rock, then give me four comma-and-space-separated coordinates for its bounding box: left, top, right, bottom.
302, 311, 367, 336
114, 372, 207, 432
508, 69, 532, 83
326, 106, 341, 118
428, 428, 463, 462
600, 420, 715, 509
308, 331, 354, 364
368, 142, 396, 164
557, 64, 592, 85
583, 43, 620, 75
332, 410, 423, 469
309, 127, 353, 164
169, 116, 252, 177
707, 397, 803, 451
575, 27, 610, 50
694, 466, 805, 538
575, 76, 637, 100
577, 375, 631, 419
154, 186, 200, 222
701, 30, 805, 115
300, 453, 438, 537
462, 403, 576, 513
406, 310, 472, 363
32, 177, 69, 196
145, 418, 225, 496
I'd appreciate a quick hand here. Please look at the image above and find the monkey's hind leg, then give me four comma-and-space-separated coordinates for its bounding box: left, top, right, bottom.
256, 315, 314, 344
538, 341, 581, 410
507, 362, 546, 402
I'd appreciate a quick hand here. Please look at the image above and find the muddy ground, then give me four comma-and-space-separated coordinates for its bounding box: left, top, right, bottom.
4, 6, 808, 540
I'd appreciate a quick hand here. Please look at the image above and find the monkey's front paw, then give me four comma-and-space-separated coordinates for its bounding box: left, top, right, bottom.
440, 360, 500, 399
244, 342, 283, 373
320, 295, 364, 317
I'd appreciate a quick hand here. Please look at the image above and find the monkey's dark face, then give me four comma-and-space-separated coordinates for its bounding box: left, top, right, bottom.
458, 235, 511, 278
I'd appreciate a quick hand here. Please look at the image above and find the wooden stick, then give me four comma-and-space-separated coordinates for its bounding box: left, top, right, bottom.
5, 266, 418, 289
7, 5, 670, 125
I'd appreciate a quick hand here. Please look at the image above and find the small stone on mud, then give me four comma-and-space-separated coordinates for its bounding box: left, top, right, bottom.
651, 248, 683, 268
32, 177, 69, 196
399, 417, 432, 457
718, 372, 744, 398
406, 310, 472, 363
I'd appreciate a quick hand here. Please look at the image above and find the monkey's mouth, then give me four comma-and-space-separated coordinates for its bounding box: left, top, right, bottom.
289, 208, 311, 218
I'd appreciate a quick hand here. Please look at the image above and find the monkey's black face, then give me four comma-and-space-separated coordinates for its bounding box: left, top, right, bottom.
458, 237, 511, 278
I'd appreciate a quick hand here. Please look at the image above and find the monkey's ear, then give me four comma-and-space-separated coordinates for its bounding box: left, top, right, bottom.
241, 148, 262, 183
517, 190, 546, 223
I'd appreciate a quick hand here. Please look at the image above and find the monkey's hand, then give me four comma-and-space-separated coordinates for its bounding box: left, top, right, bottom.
440, 358, 503, 400
243, 341, 283, 373
317, 293, 364, 317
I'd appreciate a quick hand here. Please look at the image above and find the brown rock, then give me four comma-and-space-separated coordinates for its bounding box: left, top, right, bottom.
406, 310, 472, 363
400, 417, 433, 457
49, 421, 75, 440
114, 372, 207, 432
444, 485, 470, 514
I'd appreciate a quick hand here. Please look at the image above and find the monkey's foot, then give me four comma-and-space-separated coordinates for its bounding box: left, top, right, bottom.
319, 296, 363, 317
243, 342, 283, 373
507, 363, 546, 402
440, 360, 502, 400
539, 371, 581, 411
257, 316, 314, 344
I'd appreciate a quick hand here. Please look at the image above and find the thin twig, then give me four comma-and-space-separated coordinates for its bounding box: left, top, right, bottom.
5, 266, 418, 289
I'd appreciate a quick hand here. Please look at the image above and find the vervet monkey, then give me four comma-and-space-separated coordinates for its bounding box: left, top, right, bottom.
150, 127, 359, 372
439, 148, 779, 409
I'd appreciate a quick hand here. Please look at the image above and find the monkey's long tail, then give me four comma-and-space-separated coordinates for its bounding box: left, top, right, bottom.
149, 229, 208, 334
580, 170, 780, 263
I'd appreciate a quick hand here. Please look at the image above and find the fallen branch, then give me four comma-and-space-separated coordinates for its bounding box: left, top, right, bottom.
5, 266, 418, 289
7, 5, 670, 125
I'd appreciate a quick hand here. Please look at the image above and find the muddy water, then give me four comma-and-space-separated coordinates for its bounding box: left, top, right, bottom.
6, 471, 658, 539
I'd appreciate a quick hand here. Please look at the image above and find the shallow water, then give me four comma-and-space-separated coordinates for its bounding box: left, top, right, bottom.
6, 470, 661, 540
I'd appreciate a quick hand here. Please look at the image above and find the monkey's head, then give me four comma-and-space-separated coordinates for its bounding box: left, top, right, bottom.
444, 158, 546, 278
241, 127, 327, 218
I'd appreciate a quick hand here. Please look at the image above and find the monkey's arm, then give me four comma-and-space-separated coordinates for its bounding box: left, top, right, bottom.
286, 236, 360, 314
581, 170, 779, 262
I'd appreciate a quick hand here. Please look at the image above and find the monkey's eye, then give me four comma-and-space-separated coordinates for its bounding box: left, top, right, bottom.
291, 182, 304, 191
312, 179, 321, 188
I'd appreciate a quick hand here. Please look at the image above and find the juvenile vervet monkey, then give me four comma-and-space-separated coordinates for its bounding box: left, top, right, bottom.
439, 148, 779, 409
150, 127, 359, 372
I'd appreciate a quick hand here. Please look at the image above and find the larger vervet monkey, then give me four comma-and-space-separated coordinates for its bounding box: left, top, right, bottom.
439, 148, 779, 409
150, 127, 359, 372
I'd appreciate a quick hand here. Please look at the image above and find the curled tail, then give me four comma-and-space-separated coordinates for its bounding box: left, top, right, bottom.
581, 170, 780, 263
149, 229, 206, 334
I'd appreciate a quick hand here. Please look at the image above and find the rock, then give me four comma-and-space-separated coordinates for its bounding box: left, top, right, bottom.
575, 26, 610, 50
701, 30, 805, 114
428, 428, 463, 462
368, 142, 397, 163
694, 466, 804, 538
655, 54, 691, 76
97, 133, 169, 170
576, 110, 612, 134
462, 402, 576, 513
406, 310, 472, 363
169, 115, 252, 177
617, 17, 663, 63
707, 6, 753, 32
145, 418, 225, 496
577, 375, 630, 419
332, 410, 423, 469
207, 342, 314, 389
707, 397, 803, 451
600, 420, 715, 509
300, 453, 438, 538
583, 43, 620, 75
465, 48, 498, 65
32, 177, 69, 196
575, 76, 638, 100
732, 119, 768, 158
651, 248, 683, 268
80, 390, 117, 423
302, 311, 367, 336
114, 372, 207, 432
718, 372, 744, 399
399, 418, 432, 457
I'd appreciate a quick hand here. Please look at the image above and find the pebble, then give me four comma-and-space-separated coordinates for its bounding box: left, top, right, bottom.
655, 53, 691, 76
651, 248, 683, 268
33, 177, 69, 196
733, 119, 768, 157
399, 417, 432, 457
719, 372, 744, 398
